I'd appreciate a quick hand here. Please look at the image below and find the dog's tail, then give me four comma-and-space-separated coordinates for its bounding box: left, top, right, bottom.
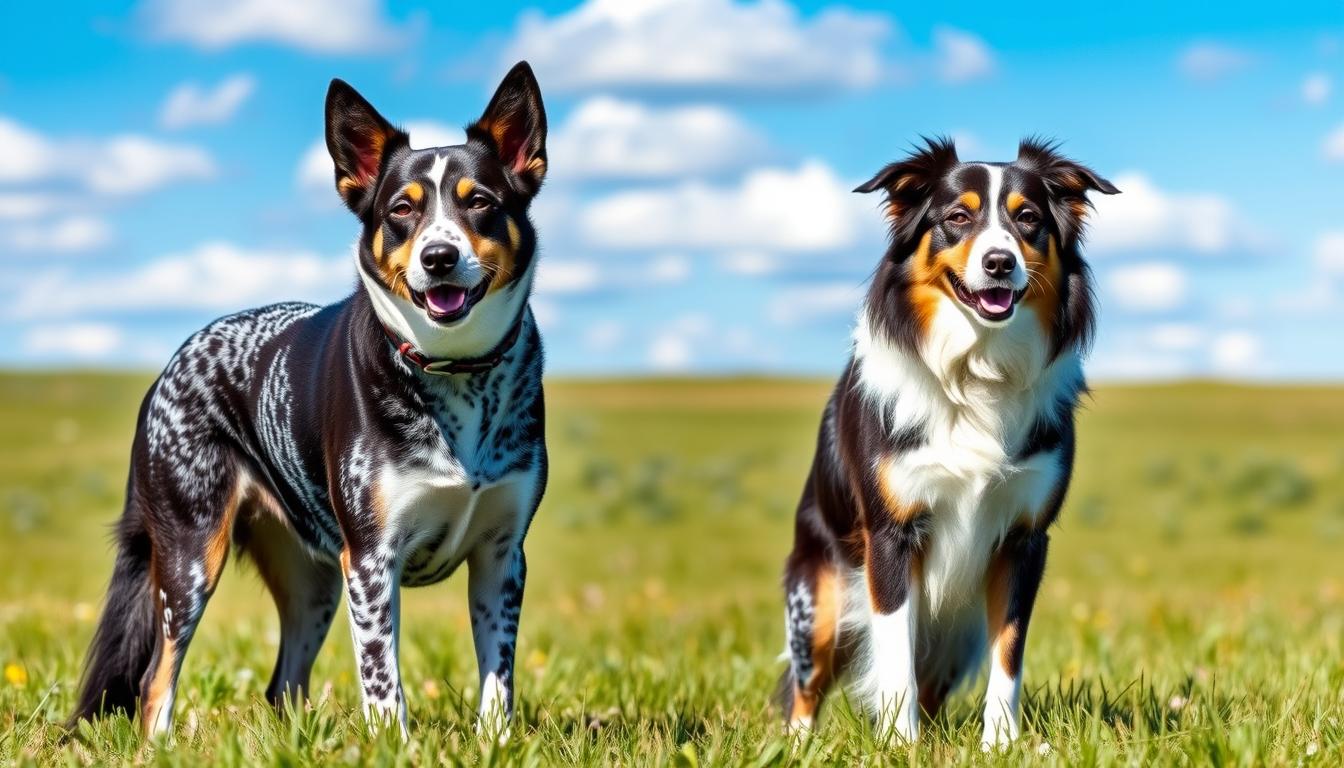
67, 491, 158, 728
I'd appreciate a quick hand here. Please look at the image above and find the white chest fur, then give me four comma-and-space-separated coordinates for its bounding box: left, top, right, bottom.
854, 301, 1081, 616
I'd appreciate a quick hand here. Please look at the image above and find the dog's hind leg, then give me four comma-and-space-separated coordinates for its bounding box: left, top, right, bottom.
137, 454, 242, 738
780, 502, 843, 733
235, 499, 342, 709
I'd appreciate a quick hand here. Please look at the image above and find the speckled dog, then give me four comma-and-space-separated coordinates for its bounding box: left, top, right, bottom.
69, 62, 549, 739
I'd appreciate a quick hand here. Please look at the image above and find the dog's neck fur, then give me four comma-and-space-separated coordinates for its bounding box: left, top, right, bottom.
854, 297, 1082, 460
354, 246, 534, 362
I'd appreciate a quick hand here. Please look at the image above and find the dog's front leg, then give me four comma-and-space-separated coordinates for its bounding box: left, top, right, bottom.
467, 537, 526, 740
982, 527, 1049, 749
864, 512, 925, 743
340, 544, 407, 737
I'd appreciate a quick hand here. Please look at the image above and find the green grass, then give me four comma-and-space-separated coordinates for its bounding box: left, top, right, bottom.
2, 373, 1342, 765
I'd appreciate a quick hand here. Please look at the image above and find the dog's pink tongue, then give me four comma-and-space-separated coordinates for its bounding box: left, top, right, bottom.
978, 287, 1014, 313
425, 285, 467, 315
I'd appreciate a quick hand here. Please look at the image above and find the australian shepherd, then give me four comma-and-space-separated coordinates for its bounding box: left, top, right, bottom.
70, 63, 549, 738
778, 138, 1118, 747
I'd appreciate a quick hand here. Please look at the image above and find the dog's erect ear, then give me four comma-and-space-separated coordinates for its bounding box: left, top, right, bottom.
468, 61, 547, 196
854, 137, 960, 251
325, 79, 409, 216
1016, 137, 1119, 248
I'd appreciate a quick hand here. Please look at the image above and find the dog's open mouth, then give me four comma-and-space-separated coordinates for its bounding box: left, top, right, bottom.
947, 273, 1025, 322
410, 282, 488, 324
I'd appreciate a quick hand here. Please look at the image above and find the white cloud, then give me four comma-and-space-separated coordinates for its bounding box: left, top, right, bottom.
1147, 323, 1203, 352
8, 216, 112, 252
1105, 262, 1188, 313
0, 193, 59, 220
138, 0, 403, 53
15, 242, 351, 318
503, 0, 890, 96
24, 323, 125, 360
648, 332, 692, 370
296, 121, 463, 197
579, 161, 873, 251
1323, 123, 1344, 162
647, 313, 712, 371
722, 250, 778, 276
0, 117, 55, 183
159, 74, 256, 130
1302, 72, 1331, 105
1089, 173, 1243, 255
537, 259, 603, 295
549, 97, 767, 181
1210, 331, 1260, 374
933, 27, 994, 83
650, 254, 691, 284
1178, 42, 1252, 81
0, 116, 214, 195
1314, 231, 1344, 273
584, 320, 625, 351
85, 136, 214, 195
767, 282, 864, 326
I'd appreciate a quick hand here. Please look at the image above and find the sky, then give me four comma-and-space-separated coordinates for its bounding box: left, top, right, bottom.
0, 0, 1341, 379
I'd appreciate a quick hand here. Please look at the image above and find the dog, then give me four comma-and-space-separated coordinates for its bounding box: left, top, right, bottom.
777, 138, 1117, 747
69, 62, 549, 739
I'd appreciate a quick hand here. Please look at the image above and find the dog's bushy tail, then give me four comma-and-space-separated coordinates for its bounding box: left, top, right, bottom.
67, 498, 157, 727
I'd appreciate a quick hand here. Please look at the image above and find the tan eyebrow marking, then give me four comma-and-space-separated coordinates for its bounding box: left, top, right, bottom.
455, 177, 475, 199
1006, 191, 1026, 213
958, 191, 981, 211
402, 182, 424, 202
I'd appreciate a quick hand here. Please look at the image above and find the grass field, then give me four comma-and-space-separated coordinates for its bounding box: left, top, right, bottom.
1, 373, 1342, 765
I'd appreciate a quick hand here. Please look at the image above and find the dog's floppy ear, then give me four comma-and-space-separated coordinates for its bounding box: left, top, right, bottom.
469, 61, 547, 196
1016, 137, 1119, 249
854, 137, 960, 252
325, 79, 409, 216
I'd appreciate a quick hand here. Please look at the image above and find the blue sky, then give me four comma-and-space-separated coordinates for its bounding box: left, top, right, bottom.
1, 0, 1341, 378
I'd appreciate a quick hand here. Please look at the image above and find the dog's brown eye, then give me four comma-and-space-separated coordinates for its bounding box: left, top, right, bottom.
1016, 210, 1040, 227
390, 201, 414, 217
467, 194, 495, 211
946, 210, 972, 227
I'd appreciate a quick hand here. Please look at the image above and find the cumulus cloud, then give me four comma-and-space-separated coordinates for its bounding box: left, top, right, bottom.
1177, 42, 1252, 81
933, 27, 994, 83
0, 194, 59, 220
579, 161, 874, 251
502, 0, 891, 96
0, 116, 214, 195
7, 216, 112, 252
646, 314, 711, 371
549, 97, 768, 181
159, 74, 256, 130
1301, 72, 1331, 105
1105, 262, 1188, 313
296, 120, 463, 198
15, 242, 351, 318
1147, 323, 1204, 352
137, 0, 404, 53
1314, 231, 1344, 273
536, 259, 603, 296
767, 282, 864, 326
1089, 173, 1245, 255
1210, 331, 1260, 374
1323, 122, 1344, 162
24, 323, 125, 360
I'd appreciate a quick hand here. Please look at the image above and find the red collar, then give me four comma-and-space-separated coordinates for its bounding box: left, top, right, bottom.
380, 317, 524, 376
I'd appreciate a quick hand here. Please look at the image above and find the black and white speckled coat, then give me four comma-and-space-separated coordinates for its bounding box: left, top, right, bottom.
71, 63, 551, 740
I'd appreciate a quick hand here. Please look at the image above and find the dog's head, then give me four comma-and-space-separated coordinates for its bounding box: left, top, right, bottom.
325, 62, 546, 328
856, 137, 1117, 359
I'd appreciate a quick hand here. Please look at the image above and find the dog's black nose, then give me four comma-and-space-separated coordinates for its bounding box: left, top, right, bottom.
421, 244, 459, 277
982, 250, 1015, 278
